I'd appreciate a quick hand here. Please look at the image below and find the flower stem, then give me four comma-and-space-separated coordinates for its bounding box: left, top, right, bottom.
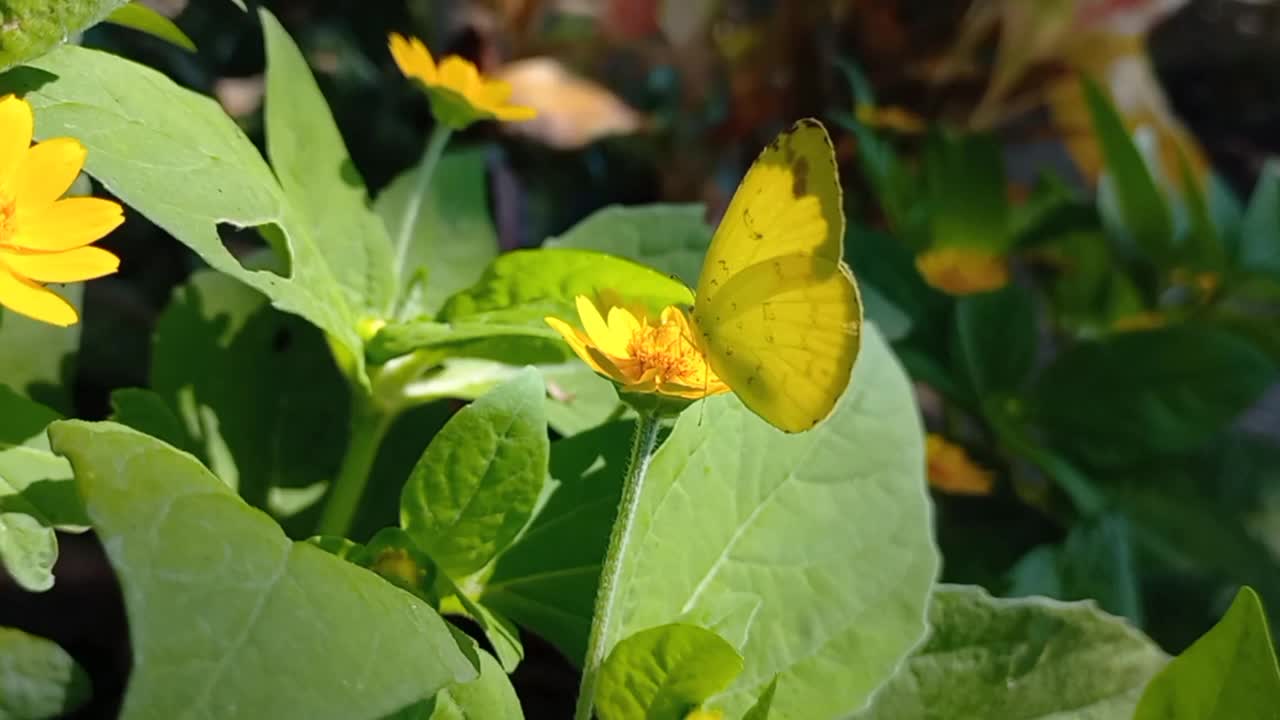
393, 123, 452, 291
315, 390, 396, 538
574, 412, 662, 720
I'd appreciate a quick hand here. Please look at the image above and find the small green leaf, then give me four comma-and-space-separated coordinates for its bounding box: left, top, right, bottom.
543, 204, 712, 287
952, 284, 1037, 398
0, 285, 80, 412
1034, 326, 1277, 466
1239, 161, 1280, 278
1081, 77, 1176, 264
106, 2, 196, 52
740, 677, 778, 720
1174, 152, 1226, 272
440, 248, 694, 327
1134, 586, 1280, 719
262, 9, 395, 316
854, 585, 1168, 719
452, 593, 524, 673
596, 624, 743, 720
0, 0, 128, 71
401, 368, 549, 577
925, 131, 1011, 252
6, 45, 370, 385
48, 420, 477, 720
428, 650, 524, 720
0, 627, 91, 719
376, 149, 499, 318
0, 387, 79, 592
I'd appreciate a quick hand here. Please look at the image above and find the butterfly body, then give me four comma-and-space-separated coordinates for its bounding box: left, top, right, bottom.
690, 119, 862, 432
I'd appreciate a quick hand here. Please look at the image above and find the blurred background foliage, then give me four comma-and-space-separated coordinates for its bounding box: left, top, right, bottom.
2, 0, 1280, 716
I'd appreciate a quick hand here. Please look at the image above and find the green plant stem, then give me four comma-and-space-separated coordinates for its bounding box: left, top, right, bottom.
574, 412, 662, 720
393, 123, 452, 287
316, 391, 396, 538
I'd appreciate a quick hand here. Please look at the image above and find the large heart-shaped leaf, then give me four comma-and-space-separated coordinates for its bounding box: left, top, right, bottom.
3, 45, 369, 383
48, 421, 476, 720
854, 585, 1168, 719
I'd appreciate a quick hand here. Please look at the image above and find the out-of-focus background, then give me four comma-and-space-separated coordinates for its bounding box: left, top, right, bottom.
2, 1, 1279, 717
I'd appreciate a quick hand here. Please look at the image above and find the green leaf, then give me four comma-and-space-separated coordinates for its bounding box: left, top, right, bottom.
480, 420, 633, 658
925, 131, 1011, 252
0, 0, 128, 70
596, 624, 744, 720
541, 362, 626, 437
452, 593, 524, 673
740, 678, 778, 720
106, 2, 196, 51
5, 45, 370, 384
0, 285, 80, 412
1239, 160, 1280, 278
1034, 326, 1277, 467
428, 650, 524, 720
543, 204, 712, 287
401, 368, 548, 577
488, 327, 935, 715
952, 284, 1036, 397
48, 420, 477, 720
149, 268, 350, 518
1174, 152, 1226, 272
611, 327, 936, 718
0, 387, 80, 592
1081, 77, 1175, 264
440, 248, 694, 327
854, 585, 1168, 719
1134, 586, 1280, 719
860, 282, 912, 343
108, 387, 196, 455
365, 320, 566, 366
0, 627, 91, 719
376, 149, 498, 318
262, 10, 395, 316
1007, 513, 1143, 625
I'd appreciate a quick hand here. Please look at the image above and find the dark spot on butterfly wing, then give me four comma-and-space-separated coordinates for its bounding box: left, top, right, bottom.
792, 156, 810, 198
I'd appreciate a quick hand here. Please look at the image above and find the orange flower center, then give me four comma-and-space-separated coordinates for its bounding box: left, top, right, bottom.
626, 319, 702, 386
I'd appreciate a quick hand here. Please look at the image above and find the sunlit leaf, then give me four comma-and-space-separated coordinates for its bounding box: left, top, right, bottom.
106, 2, 196, 51
0, 627, 91, 719
596, 624, 743, 720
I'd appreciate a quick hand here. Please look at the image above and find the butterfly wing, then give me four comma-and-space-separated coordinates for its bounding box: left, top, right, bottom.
691, 119, 861, 432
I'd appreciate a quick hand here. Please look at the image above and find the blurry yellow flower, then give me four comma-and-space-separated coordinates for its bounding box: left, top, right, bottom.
855, 103, 927, 134
545, 295, 729, 402
915, 247, 1009, 296
0, 95, 122, 327
684, 710, 724, 720
925, 434, 994, 495
388, 33, 536, 129
1111, 311, 1164, 333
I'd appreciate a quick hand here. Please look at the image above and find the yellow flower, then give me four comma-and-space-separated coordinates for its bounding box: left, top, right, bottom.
684, 710, 724, 720
925, 433, 994, 495
0, 95, 123, 327
388, 33, 536, 129
545, 295, 730, 404
915, 247, 1009, 296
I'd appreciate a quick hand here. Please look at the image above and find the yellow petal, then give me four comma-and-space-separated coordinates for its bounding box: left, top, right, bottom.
14, 197, 124, 251
492, 104, 538, 122
389, 33, 437, 84
0, 264, 77, 326
1, 245, 119, 283
438, 56, 481, 95
545, 316, 611, 376
576, 295, 630, 358
606, 305, 640, 345
16, 137, 86, 210
0, 95, 34, 191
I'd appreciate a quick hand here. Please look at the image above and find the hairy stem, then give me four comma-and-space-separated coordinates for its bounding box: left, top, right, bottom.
574, 413, 662, 720
315, 390, 395, 538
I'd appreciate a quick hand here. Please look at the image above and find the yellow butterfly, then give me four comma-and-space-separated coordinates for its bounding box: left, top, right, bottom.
689, 119, 862, 432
